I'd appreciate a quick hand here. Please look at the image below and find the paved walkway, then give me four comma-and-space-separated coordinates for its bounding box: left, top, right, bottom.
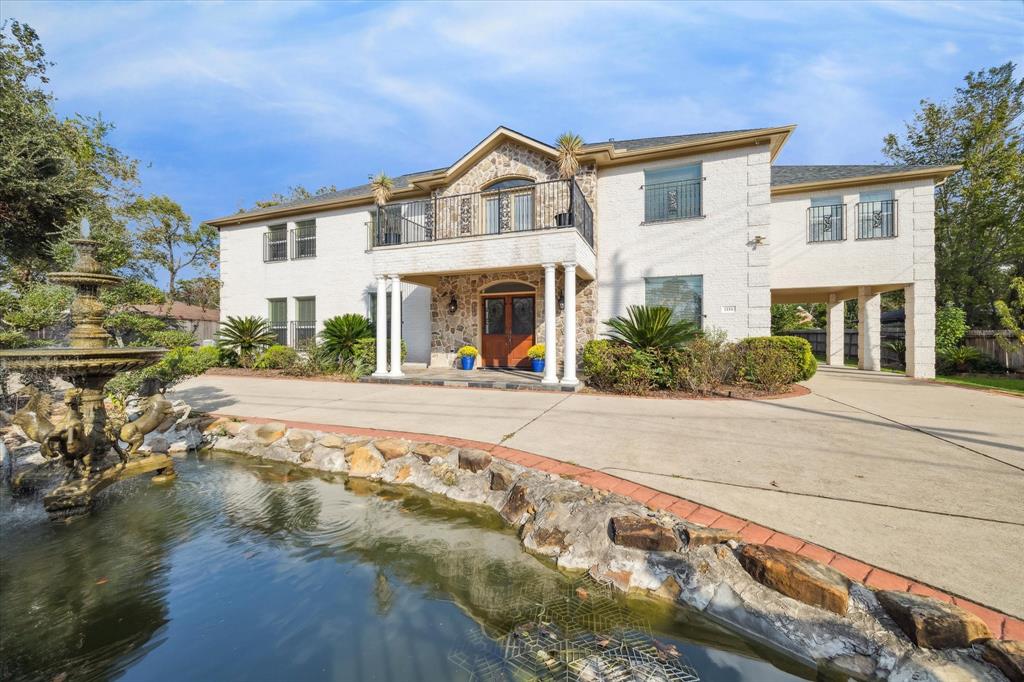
173, 366, 1024, 619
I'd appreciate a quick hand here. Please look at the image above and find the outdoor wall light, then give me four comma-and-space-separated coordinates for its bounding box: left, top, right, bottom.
448, 295, 458, 314
557, 294, 565, 312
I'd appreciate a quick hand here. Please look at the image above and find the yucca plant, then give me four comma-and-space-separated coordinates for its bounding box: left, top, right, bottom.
369, 172, 394, 206
556, 132, 584, 179
320, 314, 373, 362
216, 315, 277, 368
604, 305, 700, 351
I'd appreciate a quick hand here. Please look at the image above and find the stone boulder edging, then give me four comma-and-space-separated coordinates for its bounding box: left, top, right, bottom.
205, 416, 1021, 682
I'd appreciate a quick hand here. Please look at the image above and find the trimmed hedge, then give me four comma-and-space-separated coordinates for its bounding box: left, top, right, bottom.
256, 344, 299, 369
352, 337, 407, 375
740, 336, 817, 381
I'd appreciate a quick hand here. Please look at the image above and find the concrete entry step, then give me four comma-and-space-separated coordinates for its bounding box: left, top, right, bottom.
360, 367, 581, 393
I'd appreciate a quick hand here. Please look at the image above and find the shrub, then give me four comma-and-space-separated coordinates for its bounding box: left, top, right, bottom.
147, 329, 197, 348
736, 336, 811, 391
284, 340, 339, 377
674, 328, 739, 395
604, 305, 700, 351
935, 306, 968, 355
527, 344, 545, 360
256, 344, 299, 369
456, 345, 478, 358
106, 345, 220, 404
739, 341, 800, 393
0, 330, 30, 349
936, 346, 1004, 374
216, 316, 277, 368
581, 339, 662, 394
320, 314, 373, 362
768, 335, 817, 381
351, 337, 407, 376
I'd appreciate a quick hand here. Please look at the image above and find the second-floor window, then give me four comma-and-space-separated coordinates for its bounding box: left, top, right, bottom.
264, 225, 287, 262
808, 196, 845, 242
644, 163, 702, 223
291, 220, 316, 259
268, 298, 287, 345
856, 190, 897, 239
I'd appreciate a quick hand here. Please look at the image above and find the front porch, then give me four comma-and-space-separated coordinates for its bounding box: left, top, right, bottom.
359, 366, 582, 392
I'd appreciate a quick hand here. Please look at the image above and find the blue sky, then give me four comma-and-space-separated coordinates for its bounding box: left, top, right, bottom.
3, 1, 1022, 282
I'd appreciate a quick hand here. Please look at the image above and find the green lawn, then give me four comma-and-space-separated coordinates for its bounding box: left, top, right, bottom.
936, 374, 1024, 395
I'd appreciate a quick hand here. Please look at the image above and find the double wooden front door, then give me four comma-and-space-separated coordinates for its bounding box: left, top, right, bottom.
481, 294, 535, 368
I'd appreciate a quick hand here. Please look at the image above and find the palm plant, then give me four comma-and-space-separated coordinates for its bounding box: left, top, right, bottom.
216, 315, 277, 368
320, 314, 373, 362
555, 132, 584, 179
369, 172, 394, 206
604, 305, 700, 351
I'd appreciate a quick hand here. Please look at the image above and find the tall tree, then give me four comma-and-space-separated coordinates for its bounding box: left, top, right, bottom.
125, 196, 218, 312
884, 62, 1024, 326
174, 276, 221, 309
0, 21, 138, 274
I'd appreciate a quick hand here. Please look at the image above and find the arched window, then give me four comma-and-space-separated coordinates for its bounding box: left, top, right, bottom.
482, 177, 535, 191
482, 281, 535, 294
480, 178, 536, 233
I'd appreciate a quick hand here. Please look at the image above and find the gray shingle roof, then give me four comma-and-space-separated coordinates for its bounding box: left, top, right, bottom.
233, 128, 760, 218
771, 165, 942, 187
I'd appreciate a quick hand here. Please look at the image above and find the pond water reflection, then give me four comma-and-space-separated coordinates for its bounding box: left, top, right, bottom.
0, 452, 812, 681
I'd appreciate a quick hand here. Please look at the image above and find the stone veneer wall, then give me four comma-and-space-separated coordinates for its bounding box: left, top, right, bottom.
430, 269, 596, 369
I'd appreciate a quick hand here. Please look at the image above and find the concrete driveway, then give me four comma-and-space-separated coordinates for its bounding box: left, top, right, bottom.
172, 366, 1024, 618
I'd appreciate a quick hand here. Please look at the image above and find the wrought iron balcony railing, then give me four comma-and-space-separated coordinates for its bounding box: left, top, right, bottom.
290, 320, 316, 348
369, 179, 594, 249
263, 230, 288, 262
269, 322, 288, 346
856, 199, 897, 239
807, 204, 845, 242
644, 178, 702, 223
290, 222, 316, 259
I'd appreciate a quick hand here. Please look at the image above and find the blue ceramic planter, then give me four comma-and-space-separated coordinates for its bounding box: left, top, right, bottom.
531, 358, 545, 373
460, 355, 475, 370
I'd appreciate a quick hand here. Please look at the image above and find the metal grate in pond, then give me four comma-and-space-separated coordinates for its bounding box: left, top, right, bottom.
450, 575, 700, 681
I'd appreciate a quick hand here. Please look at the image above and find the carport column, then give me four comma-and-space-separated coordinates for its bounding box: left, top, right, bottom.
542, 263, 558, 384
372, 276, 388, 376
561, 262, 578, 385
904, 283, 936, 379
857, 287, 881, 371
826, 294, 845, 367
388, 274, 403, 377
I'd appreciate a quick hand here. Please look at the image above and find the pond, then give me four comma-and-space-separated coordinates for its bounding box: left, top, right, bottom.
1, 452, 814, 681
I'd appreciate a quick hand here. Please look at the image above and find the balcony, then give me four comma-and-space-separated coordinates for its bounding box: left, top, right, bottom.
807, 204, 845, 243
369, 179, 593, 249
290, 320, 316, 348
856, 199, 897, 239
263, 230, 287, 262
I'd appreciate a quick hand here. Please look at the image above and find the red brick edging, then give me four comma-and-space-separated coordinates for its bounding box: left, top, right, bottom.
212, 413, 1023, 641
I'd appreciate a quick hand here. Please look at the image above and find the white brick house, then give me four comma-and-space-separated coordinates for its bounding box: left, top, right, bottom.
208, 126, 958, 381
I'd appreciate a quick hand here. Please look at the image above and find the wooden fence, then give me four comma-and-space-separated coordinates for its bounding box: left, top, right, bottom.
782, 328, 1021, 371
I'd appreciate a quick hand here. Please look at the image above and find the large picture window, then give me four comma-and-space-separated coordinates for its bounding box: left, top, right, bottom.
644, 275, 703, 326
644, 164, 702, 223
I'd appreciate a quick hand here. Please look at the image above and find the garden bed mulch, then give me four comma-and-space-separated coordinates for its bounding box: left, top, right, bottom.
205, 367, 357, 382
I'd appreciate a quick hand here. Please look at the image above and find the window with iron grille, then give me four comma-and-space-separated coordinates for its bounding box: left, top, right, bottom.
291, 220, 316, 259
264, 225, 287, 262
644, 164, 702, 223
856, 190, 897, 239
807, 196, 845, 242
292, 297, 316, 348
644, 275, 703, 327
267, 298, 287, 345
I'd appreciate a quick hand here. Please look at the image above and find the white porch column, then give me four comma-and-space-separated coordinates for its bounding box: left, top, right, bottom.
826, 294, 845, 367
561, 262, 578, 385
542, 263, 558, 384
388, 274, 403, 377
857, 287, 881, 372
905, 283, 936, 378
372, 276, 388, 376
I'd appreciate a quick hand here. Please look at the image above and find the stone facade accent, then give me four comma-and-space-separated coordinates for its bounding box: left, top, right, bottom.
429, 268, 596, 368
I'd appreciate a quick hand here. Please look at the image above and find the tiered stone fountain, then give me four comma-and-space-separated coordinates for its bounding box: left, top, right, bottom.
0, 223, 174, 516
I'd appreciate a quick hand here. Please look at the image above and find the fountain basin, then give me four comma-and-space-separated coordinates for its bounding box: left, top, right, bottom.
0, 347, 167, 375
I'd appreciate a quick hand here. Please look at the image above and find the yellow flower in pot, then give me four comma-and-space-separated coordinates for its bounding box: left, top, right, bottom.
527, 344, 545, 373
456, 345, 478, 370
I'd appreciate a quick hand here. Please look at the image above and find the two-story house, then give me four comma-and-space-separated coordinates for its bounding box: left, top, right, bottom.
207, 126, 958, 383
